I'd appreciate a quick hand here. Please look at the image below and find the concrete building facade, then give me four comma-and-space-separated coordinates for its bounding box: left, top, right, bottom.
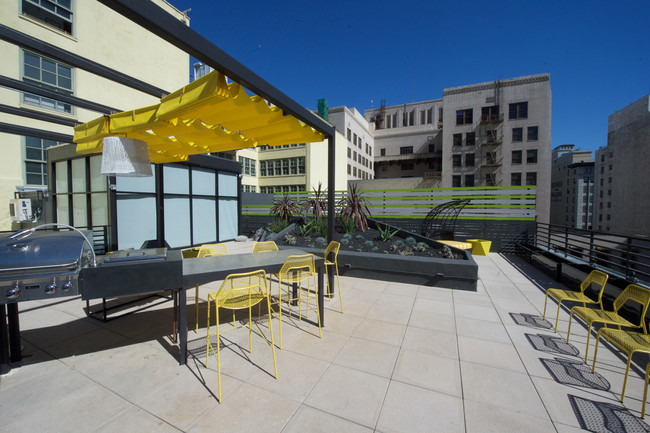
594, 94, 650, 237
365, 73, 552, 223
0, 0, 189, 230
550, 144, 594, 230
328, 106, 375, 182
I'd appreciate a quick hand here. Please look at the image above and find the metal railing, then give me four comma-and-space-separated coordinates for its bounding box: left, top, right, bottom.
532, 222, 650, 285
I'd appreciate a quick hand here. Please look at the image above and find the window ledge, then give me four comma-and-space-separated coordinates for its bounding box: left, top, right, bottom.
19, 14, 78, 42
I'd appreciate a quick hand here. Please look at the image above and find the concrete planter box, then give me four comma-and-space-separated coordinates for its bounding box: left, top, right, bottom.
267, 219, 478, 292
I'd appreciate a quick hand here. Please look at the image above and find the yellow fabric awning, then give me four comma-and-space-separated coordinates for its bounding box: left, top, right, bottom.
73, 71, 325, 163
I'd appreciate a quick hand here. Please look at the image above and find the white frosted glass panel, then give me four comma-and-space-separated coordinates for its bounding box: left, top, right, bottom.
55, 161, 68, 192
192, 168, 215, 196
218, 173, 237, 197
164, 197, 190, 247
116, 194, 156, 249
89, 156, 106, 192
71, 159, 86, 192
56, 196, 69, 224
116, 166, 156, 193
72, 194, 87, 227
192, 198, 216, 244
218, 199, 237, 241
91, 193, 108, 226
164, 165, 189, 195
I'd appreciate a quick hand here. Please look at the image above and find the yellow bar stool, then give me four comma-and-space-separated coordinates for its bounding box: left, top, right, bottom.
276, 254, 321, 349
205, 269, 277, 402
194, 243, 229, 332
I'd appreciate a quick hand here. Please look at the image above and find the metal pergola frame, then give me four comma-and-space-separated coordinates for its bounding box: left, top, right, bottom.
95, 0, 338, 244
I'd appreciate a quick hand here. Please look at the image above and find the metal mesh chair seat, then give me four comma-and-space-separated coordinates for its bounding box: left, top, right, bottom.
543, 270, 609, 331
567, 284, 650, 362
205, 270, 277, 402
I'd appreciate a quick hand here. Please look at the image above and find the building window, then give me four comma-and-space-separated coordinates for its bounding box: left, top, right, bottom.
259, 157, 304, 176
511, 172, 522, 186
453, 133, 462, 147
347, 164, 351, 174
347, 147, 351, 158
238, 156, 256, 176
509, 102, 528, 119
452, 154, 462, 167
25, 136, 59, 185
512, 150, 522, 164
400, 146, 413, 155
465, 153, 474, 167
526, 172, 537, 185
481, 105, 499, 121
527, 149, 538, 164
22, 51, 73, 114
466, 132, 475, 146
527, 126, 538, 140
347, 128, 351, 141
380, 148, 386, 156
401, 163, 414, 170
485, 174, 495, 186
353, 151, 357, 162
22, 0, 73, 34
452, 175, 461, 187
465, 174, 474, 187
456, 108, 473, 125
486, 129, 498, 143
512, 127, 523, 142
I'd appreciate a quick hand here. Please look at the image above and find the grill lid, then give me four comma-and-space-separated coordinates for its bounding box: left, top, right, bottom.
0, 231, 90, 275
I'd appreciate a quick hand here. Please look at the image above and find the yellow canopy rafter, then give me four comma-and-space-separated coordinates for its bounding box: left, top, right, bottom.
73, 70, 325, 162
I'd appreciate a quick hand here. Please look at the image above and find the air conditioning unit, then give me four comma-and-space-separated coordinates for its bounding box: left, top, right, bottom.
9, 199, 32, 222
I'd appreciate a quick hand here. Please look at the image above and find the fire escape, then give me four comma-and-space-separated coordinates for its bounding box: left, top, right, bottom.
479, 82, 503, 186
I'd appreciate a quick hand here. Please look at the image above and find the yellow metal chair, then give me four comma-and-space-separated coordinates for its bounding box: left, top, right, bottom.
567, 284, 650, 362
252, 241, 279, 253
324, 241, 343, 313
276, 254, 322, 348
194, 243, 229, 332
592, 329, 650, 408
543, 269, 609, 332
205, 270, 277, 403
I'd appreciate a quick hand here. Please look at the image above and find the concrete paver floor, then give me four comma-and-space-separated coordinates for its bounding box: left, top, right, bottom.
1, 241, 649, 432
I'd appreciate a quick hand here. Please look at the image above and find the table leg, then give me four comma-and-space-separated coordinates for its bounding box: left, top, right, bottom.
318, 266, 325, 327
7, 303, 21, 363
0, 305, 9, 374
178, 287, 187, 365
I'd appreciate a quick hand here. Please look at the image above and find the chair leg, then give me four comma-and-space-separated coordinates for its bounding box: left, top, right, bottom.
195, 284, 199, 333
266, 294, 278, 379
566, 311, 574, 343
335, 263, 343, 313
621, 354, 634, 403
543, 293, 549, 319
641, 362, 650, 418
554, 301, 562, 332
591, 330, 602, 373
583, 325, 593, 363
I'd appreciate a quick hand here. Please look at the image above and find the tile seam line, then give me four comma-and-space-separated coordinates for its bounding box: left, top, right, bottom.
488, 253, 560, 431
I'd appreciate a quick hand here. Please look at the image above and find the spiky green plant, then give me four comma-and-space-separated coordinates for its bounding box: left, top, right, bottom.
303, 182, 328, 220
337, 183, 372, 232
270, 194, 299, 222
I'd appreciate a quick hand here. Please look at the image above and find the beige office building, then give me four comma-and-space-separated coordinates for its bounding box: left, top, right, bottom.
594, 94, 650, 237
365, 73, 552, 223
0, 0, 189, 231
550, 144, 594, 230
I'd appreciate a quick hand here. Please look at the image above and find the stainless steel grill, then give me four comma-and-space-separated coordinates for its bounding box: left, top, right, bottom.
0, 230, 93, 304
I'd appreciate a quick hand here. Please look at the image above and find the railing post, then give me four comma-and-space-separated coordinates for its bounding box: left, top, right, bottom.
589, 231, 595, 267
563, 226, 568, 258
625, 237, 632, 280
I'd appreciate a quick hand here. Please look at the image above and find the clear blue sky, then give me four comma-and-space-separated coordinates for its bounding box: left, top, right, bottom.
169, 0, 649, 153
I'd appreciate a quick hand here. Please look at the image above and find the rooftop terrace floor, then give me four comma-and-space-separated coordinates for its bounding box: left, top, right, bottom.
1, 240, 649, 432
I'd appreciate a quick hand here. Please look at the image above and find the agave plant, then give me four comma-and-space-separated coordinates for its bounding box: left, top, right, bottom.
303, 182, 328, 220
337, 183, 372, 232
270, 194, 299, 222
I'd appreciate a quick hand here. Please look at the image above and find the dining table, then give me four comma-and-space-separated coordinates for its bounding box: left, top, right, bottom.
178, 248, 324, 365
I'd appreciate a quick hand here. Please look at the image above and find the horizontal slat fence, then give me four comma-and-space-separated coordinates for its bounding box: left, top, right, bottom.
241, 187, 536, 252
